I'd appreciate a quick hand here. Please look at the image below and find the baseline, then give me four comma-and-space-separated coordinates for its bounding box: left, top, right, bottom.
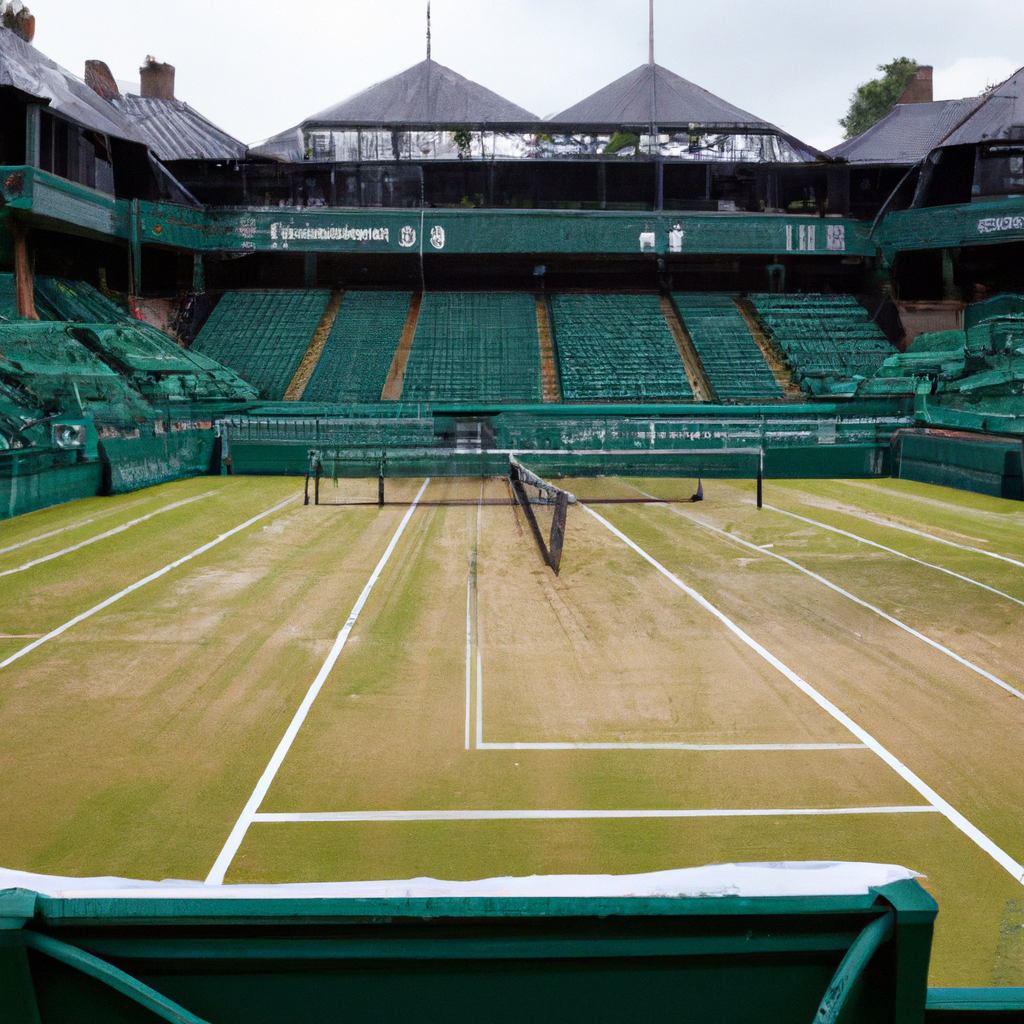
0, 491, 217, 579
0, 493, 300, 671
657, 503, 1024, 704
205, 478, 431, 886
758, 502, 1024, 609
582, 503, 1024, 885
253, 806, 938, 823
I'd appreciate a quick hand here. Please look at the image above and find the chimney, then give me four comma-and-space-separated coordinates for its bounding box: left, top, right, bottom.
140, 56, 174, 100
0, 0, 35, 42
85, 60, 120, 101
897, 66, 933, 105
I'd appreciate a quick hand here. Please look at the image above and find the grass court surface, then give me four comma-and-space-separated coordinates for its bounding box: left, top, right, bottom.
2, 472, 1024, 987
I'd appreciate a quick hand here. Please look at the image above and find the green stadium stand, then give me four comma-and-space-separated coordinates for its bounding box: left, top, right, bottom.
192, 290, 332, 400
0, 272, 21, 321
749, 294, 895, 396
963, 293, 1024, 332
304, 291, 411, 403
400, 292, 542, 403
672, 293, 782, 401
33, 276, 135, 324
0, 321, 148, 417
550, 294, 693, 401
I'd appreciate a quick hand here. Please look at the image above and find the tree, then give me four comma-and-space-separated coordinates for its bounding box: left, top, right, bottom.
840, 58, 920, 139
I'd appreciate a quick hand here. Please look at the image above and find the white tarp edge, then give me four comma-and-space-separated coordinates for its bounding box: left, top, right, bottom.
0, 862, 922, 901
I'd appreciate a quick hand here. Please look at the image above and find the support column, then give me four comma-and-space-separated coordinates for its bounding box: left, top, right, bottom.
12, 222, 38, 319
128, 198, 141, 297
24, 103, 40, 167
192, 252, 204, 293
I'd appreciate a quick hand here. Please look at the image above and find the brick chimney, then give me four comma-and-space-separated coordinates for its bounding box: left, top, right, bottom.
85, 60, 120, 101
140, 56, 174, 100
897, 66, 933, 104
0, 0, 35, 42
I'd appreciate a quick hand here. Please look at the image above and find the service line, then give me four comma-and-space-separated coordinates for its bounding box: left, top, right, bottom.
759, 503, 1024, 609
0, 491, 217, 579
664, 504, 1024, 704
253, 806, 937, 823
0, 493, 300, 671
205, 478, 431, 886
582, 504, 1024, 886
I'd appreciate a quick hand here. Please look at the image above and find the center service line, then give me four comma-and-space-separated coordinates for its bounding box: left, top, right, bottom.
665, 505, 1024, 704
0, 493, 301, 672
0, 491, 217, 579
205, 478, 431, 886
582, 504, 1024, 885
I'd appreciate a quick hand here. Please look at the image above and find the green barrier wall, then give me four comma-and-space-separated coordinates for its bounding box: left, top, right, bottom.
0, 451, 102, 519
894, 431, 1024, 499
101, 430, 217, 494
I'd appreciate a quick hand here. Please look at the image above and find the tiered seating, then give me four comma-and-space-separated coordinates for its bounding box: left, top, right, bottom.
550, 294, 692, 401
34, 277, 135, 324
749, 294, 895, 395
672, 294, 782, 401
401, 292, 542, 403
192, 290, 331, 400
304, 291, 411, 403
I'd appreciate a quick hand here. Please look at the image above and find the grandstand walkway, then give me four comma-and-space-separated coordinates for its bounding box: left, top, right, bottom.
550, 293, 693, 402
672, 293, 784, 402
400, 292, 543, 403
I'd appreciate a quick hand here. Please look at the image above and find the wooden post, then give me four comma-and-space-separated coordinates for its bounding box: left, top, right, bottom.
12, 223, 38, 319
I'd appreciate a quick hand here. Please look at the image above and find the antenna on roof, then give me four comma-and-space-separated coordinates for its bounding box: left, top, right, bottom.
648, 0, 654, 66
426, 1, 431, 61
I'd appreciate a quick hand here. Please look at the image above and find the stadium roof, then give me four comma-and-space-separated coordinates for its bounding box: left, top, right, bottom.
113, 94, 247, 161
303, 58, 536, 128
551, 63, 771, 129
941, 66, 1024, 146
0, 24, 143, 142
827, 98, 985, 165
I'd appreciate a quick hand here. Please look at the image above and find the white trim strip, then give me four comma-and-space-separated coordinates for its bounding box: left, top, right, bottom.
788, 497, 1024, 569
205, 478, 431, 886
0, 492, 217, 579
475, 741, 867, 751
667, 506, 1024, 704
0, 494, 300, 672
252, 806, 939, 823
583, 504, 1024, 884
761, 503, 1024, 609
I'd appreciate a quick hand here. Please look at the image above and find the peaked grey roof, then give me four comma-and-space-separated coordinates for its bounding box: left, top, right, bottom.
0, 25, 143, 142
113, 95, 246, 161
303, 58, 537, 127
828, 97, 985, 164
551, 63, 769, 128
941, 66, 1024, 146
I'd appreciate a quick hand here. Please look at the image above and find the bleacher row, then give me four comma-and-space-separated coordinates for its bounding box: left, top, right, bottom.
194, 289, 896, 404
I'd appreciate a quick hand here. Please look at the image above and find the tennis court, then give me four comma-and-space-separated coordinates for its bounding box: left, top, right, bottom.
2, 472, 1023, 987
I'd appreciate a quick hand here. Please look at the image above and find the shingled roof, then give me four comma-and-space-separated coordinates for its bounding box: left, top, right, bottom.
0, 25, 142, 142
828, 97, 985, 165
303, 58, 537, 128
551, 63, 770, 129
941, 66, 1024, 146
113, 95, 246, 161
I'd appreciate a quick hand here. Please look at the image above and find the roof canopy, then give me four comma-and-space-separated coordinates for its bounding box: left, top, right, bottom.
0, 25, 142, 142
941, 67, 1024, 146
827, 98, 984, 165
550, 63, 770, 130
303, 58, 537, 128
114, 95, 246, 162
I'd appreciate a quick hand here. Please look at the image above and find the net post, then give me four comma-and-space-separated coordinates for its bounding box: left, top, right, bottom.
378, 453, 385, 509
304, 472, 310, 506
314, 460, 321, 505
757, 449, 763, 509
547, 490, 569, 575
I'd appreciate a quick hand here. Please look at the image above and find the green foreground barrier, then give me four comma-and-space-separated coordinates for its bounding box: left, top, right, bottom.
0, 880, 945, 1024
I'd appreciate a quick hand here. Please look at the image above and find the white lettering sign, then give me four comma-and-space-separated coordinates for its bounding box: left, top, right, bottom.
668, 224, 684, 253
430, 225, 446, 249
978, 216, 1024, 234
826, 224, 846, 251
399, 225, 417, 247
270, 223, 390, 243
785, 224, 817, 251
639, 231, 656, 251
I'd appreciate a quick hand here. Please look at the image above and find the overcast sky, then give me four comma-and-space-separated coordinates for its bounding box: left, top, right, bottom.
28, 0, 1024, 151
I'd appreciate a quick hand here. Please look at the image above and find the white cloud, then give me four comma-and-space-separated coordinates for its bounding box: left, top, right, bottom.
933, 56, 1021, 99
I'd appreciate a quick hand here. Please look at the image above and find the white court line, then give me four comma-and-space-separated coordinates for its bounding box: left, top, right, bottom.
253, 806, 938, 823
760, 503, 1024, 609
205, 478, 431, 886
660, 504, 1024, 704
0, 517, 97, 555
464, 569, 472, 751
477, 741, 867, 751
786, 496, 1024, 569
0, 493, 300, 672
583, 504, 1024, 885
0, 491, 216, 579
